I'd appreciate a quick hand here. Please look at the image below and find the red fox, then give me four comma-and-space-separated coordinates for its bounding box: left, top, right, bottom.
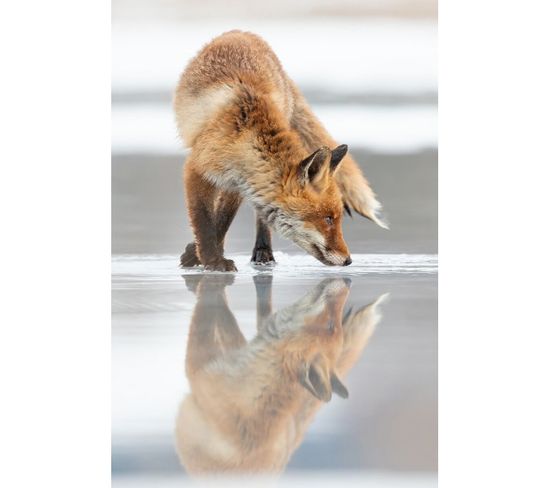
175, 275, 388, 474
174, 30, 387, 271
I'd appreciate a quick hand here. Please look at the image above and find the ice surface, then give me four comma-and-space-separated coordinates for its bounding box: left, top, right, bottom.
112, 254, 437, 475
112, 253, 438, 282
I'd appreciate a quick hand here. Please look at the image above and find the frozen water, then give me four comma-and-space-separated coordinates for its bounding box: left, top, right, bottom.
112, 253, 438, 281
112, 254, 437, 477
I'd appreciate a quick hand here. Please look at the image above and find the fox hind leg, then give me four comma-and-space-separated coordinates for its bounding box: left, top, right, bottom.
251, 213, 275, 264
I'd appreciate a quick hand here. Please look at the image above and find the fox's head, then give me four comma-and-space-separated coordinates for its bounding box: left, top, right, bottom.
265, 145, 351, 266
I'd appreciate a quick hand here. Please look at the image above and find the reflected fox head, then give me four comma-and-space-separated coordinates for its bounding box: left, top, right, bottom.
265, 277, 350, 401
265, 145, 351, 266
175, 275, 388, 475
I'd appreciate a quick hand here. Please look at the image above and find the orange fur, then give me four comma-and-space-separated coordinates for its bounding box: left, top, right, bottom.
174, 31, 386, 271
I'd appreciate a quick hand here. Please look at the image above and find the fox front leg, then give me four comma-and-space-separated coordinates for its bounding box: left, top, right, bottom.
184, 165, 238, 272
251, 213, 275, 264
180, 190, 242, 268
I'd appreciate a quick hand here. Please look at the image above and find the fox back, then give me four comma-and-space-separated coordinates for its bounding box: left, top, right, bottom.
174, 30, 295, 147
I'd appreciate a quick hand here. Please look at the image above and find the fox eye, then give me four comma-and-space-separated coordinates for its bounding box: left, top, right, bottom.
325, 216, 334, 226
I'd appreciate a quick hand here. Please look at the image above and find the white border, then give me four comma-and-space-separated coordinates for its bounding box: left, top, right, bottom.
440, 0, 550, 486
1, 1, 110, 487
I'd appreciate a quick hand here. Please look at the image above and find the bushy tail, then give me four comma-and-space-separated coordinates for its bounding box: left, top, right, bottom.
335, 156, 389, 229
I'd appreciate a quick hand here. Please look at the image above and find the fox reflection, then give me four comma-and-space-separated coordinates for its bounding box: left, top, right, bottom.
176, 275, 388, 475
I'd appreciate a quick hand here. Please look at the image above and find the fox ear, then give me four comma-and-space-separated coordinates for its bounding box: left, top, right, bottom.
298, 355, 332, 402
298, 146, 331, 188
330, 371, 349, 399
330, 144, 348, 172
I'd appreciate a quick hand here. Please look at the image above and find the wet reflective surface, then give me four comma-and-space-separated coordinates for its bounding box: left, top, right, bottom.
112, 256, 437, 486
176, 274, 386, 474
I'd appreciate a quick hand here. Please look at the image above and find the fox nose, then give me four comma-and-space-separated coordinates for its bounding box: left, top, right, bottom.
343, 256, 352, 266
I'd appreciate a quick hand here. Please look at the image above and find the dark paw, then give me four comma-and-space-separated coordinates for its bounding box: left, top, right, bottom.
251, 247, 275, 265
180, 242, 201, 267
204, 258, 238, 272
